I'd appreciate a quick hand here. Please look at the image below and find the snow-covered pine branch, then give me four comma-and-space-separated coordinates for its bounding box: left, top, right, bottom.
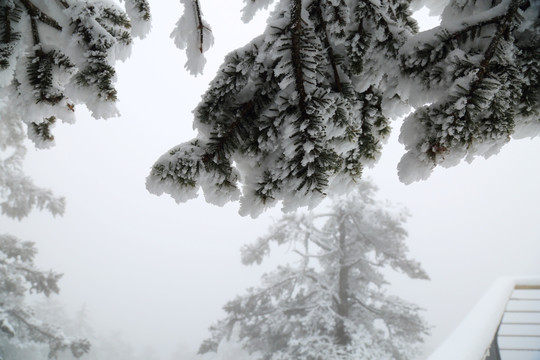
0, 0, 151, 148
171, 0, 214, 75
199, 180, 430, 360
2, 0, 539, 217
147, 0, 417, 216
398, 0, 540, 183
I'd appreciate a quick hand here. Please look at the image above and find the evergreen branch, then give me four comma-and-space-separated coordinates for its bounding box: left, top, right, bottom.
8, 307, 90, 358
9, 308, 63, 341
290, 0, 308, 119
1, 4, 19, 43
18, 0, 62, 31
192, 0, 209, 53
349, 215, 396, 267
344, 256, 383, 268
292, 249, 333, 259
470, 0, 520, 93
404, 0, 522, 74
18, 0, 62, 46
309, 235, 334, 253
350, 294, 382, 316
1, 6, 11, 43
423, 0, 523, 157
56, 0, 69, 9
29, 12, 39, 44
312, 0, 342, 92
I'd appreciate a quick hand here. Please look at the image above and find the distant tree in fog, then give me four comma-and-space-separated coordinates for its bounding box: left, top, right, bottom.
199, 180, 430, 360
0, 234, 90, 359
0, 87, 88, 359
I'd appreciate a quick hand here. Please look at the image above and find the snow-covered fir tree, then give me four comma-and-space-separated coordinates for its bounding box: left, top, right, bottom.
0, 234, 90, 359
199, 180, 430, 360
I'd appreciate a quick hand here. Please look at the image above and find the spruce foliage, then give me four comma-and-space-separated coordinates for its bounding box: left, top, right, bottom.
199, 181, 429, 360
1, 0, 539, 214
147, 0, 418, 216
398, 0, 540, 183
0, 0, 151, 147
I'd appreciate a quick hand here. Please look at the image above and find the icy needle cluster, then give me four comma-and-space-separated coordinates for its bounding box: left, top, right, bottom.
0, 0, 151, 148
147, 0, 417, 216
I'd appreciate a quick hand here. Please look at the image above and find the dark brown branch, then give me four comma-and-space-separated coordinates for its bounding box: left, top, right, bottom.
56, 0, 69, 9
29, 15, 39, 44
19, 0, 62, 31
314, 0, 342, 92
18, 0, 62, 45
470, 0, 520, 91
193, 0, 209, 53
1, 6, 13, 43
290, 0, 308, 119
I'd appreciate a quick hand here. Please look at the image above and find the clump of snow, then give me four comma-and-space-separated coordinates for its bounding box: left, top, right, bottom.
124, 1, 152, 39
241, 0, 275, 23
171, 0, 214, 76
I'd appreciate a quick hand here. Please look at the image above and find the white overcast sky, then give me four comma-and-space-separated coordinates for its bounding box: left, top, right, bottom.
2, 2, 540, 359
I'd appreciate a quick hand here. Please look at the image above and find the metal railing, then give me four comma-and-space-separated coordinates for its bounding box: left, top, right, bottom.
427, 277, 540, 360
495, 284, 540, 359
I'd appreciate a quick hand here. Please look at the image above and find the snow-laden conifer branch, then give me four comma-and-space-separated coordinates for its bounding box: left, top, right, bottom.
149, 0, 416, 216
19, 0, 62, 36
398, 0, 538, 184
0, 0, 151, 147
171, 0, 214, 75
241, 0, 276, 22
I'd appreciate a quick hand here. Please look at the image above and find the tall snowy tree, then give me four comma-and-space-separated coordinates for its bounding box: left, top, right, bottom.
199, 180, 430, 360
0, 234, 90, 359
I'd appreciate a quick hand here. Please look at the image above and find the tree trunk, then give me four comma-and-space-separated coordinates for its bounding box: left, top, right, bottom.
335, 213, 350, 346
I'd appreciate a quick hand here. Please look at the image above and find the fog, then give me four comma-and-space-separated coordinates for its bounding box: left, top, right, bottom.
2, 2, 540, 359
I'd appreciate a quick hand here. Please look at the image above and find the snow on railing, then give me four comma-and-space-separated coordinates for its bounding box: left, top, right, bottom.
427, 277, 540, 360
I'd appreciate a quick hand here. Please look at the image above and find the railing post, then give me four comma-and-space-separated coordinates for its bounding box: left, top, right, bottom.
485, 326, 501, 360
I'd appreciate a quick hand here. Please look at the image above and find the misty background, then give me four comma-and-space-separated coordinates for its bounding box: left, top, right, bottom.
2, 2, 540, 359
